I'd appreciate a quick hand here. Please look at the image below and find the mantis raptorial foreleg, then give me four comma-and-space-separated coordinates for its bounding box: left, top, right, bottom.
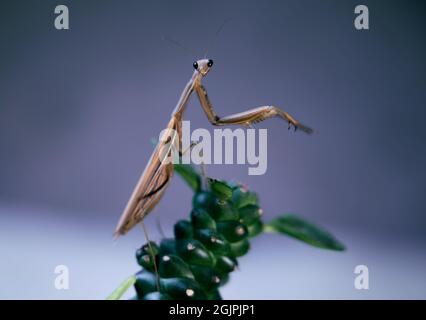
195, 84, 313, 134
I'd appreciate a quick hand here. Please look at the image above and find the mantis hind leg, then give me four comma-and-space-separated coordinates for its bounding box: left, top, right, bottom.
140, 220, 160, 291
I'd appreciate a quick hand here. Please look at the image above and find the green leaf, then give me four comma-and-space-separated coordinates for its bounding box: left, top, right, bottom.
107, 275, 137, 300
264, 215, 346, 251
174, 164, 202, 192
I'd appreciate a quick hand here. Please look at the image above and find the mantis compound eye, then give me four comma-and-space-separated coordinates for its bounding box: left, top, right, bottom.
207, 59, 214, 67
193, 61, 198, 70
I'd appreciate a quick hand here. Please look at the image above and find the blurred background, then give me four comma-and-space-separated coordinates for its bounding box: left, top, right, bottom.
0, 0, 425, 299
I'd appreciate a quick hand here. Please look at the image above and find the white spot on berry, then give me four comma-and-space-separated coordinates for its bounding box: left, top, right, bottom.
186, 288, 194, 297
212, 276, 220, 283
236, 226, 245, 236
216, 199, 226, 206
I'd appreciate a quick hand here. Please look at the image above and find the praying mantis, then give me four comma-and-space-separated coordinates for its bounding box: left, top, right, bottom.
114, 58, 313, 237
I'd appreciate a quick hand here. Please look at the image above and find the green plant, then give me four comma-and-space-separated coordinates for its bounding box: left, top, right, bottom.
109, 164, 345, 300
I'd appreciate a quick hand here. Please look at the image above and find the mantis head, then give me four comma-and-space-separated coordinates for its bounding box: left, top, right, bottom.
193, 59, 213, 76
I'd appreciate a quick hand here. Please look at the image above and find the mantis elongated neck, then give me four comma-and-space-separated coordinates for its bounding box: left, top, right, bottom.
171, 71, 200, 117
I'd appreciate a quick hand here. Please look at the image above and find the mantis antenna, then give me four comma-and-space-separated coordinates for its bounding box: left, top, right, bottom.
204, 18, 232, 58
162, 35, 196, 58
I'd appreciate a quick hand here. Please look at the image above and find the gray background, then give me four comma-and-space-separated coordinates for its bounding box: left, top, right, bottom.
0, 0, 425, 299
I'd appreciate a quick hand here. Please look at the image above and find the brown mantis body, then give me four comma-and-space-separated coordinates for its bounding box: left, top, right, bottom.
114, 58, 312, 237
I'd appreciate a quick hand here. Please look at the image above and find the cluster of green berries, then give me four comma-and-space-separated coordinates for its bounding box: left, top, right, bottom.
134, 180, 264, 300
